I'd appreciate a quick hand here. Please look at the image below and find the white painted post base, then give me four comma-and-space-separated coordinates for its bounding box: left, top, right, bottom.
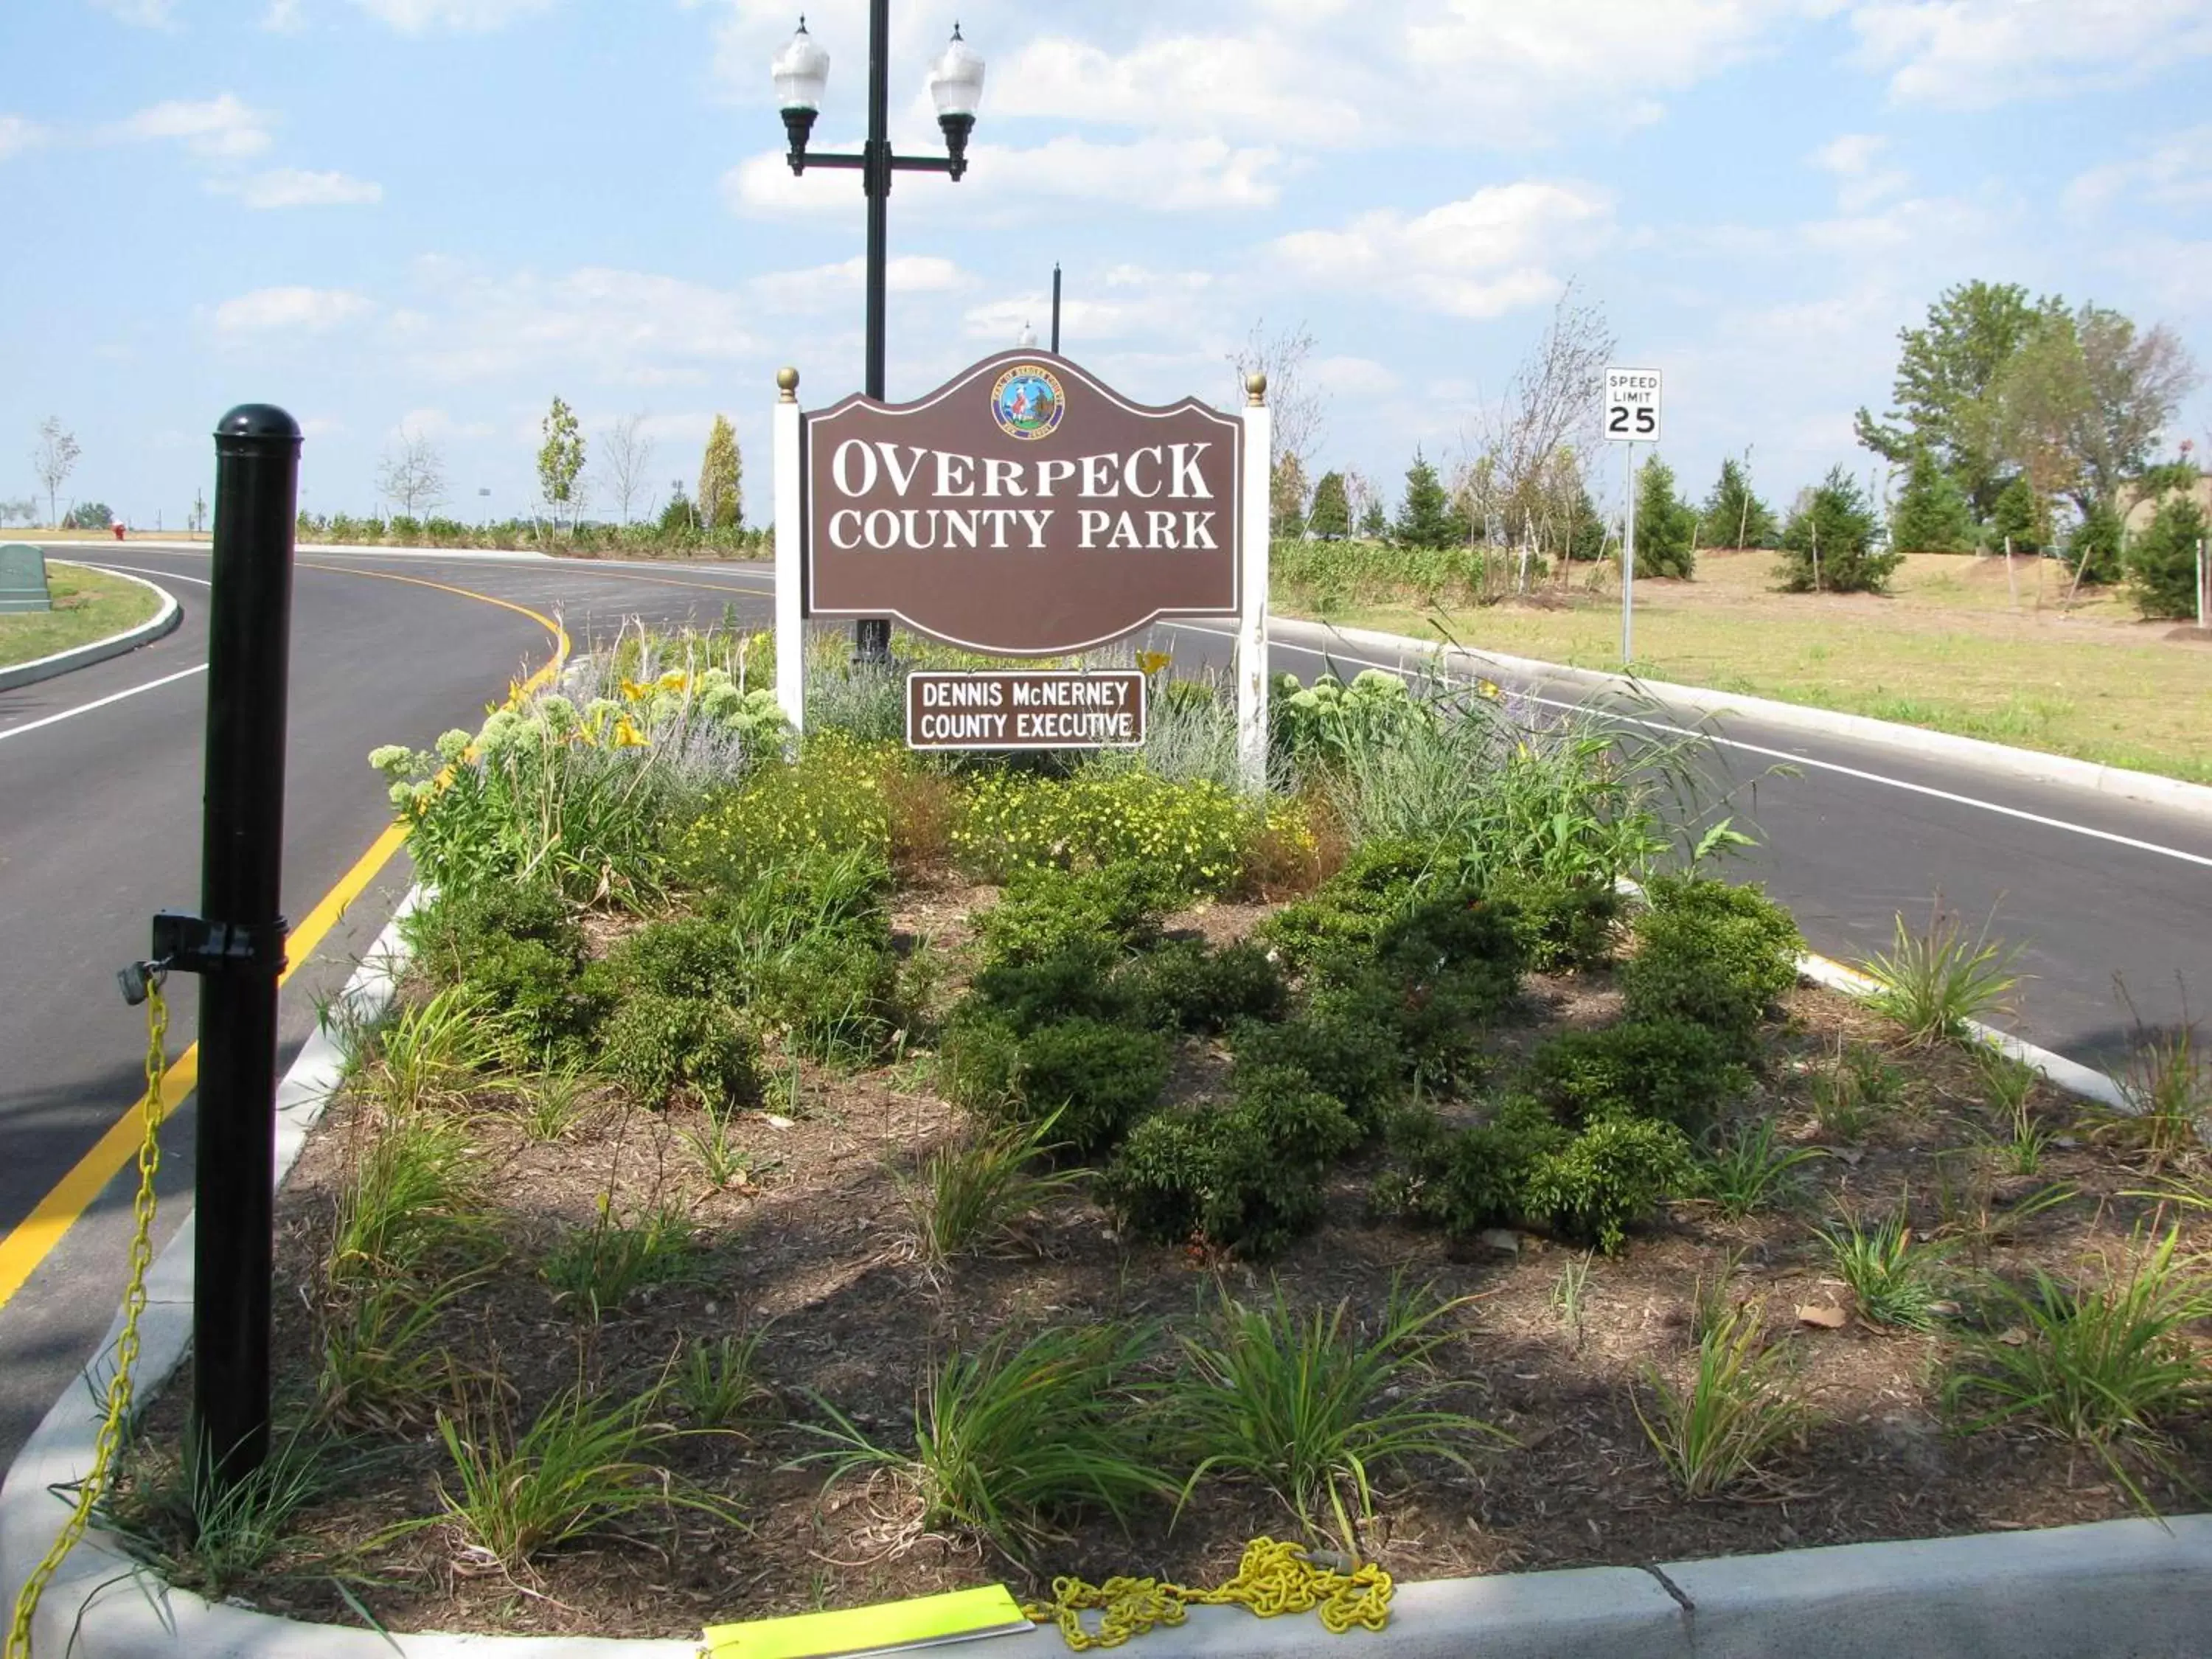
773, 368, 805, 734
1237, 389, 1272, 796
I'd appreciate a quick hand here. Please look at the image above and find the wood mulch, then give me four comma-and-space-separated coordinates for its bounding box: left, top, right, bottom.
116, 879, 2212, 1641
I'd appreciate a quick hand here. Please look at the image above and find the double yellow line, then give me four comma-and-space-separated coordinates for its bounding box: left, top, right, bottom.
0, 567, 567, 1312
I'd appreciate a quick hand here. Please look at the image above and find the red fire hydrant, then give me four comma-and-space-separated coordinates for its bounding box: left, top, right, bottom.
112, 522, 126, 541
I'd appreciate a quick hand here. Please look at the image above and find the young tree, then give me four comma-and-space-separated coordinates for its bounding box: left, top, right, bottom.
32, 417, 79, 529
537, 395, 586, 531
698, 414, 742, 533
2068, 305, 2201, 512
1854, 280, 2048, 519
1986, 475, 2045, 554
2126, 495, 2208, 620
1888, 445, 1976, 552
1700, 454, 1778, 549
1394, 450, 1467, 548
375, 426, 448, 518
1633, 454, 1697, 577
1270, 451, 1309, 539
1778, 467, 1896, 593
1357, 495, 1388, 539
2064, 499, 2124, 587
1307, 470, 1350, 538
1463, 282, 1615, 563
1343, 467, 1386, 539
0, 497, 35, 526
599, 412, 656, 526
189, 487, 206, 535
1231, 319, 1325, 484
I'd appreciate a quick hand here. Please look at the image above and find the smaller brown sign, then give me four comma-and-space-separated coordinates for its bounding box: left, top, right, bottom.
906, 670, 1146, 751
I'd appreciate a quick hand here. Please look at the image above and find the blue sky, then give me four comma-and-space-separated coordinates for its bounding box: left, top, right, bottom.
3, 0, 2209, 531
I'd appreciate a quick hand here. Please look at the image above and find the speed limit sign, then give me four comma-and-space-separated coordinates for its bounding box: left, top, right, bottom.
1604, 366, 1662, 442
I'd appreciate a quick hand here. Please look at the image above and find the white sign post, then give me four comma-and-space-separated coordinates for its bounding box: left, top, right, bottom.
1604, 366, 1662, 666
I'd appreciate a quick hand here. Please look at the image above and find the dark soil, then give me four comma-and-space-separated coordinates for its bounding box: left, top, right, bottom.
116, 883, 2212, 1641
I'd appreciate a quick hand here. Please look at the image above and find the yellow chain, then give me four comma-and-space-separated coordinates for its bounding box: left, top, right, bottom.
5, 981, 170, 1659
1020, 1537, 1393, 1652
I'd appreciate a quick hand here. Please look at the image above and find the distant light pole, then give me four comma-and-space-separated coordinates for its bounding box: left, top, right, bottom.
773, 6, 985, 663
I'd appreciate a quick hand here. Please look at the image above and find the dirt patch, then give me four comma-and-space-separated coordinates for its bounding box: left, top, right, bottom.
116, 922, 2211, 1643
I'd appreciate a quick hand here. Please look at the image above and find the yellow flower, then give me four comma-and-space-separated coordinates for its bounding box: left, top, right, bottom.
1478, 679, 1503, 700
619, 677, 651, 703
1136, 650, 1172, 678
613, 715, 650, 748
657, 669, 689, 692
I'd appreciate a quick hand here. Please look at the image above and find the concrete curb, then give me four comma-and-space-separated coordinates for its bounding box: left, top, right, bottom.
0, 565, 181, 692
1265, 616, 2212, 823
4, 894, 2200, 1657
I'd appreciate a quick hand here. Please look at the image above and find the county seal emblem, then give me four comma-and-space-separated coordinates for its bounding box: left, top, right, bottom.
990, 364, 1065, 441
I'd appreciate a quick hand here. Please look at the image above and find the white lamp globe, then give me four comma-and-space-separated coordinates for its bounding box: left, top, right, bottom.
928, 24, 986, 118
772, 17, 830, 111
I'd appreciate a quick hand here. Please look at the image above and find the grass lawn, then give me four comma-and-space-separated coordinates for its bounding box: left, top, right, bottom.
1281, 549, 2212, 786
0, 560, 166, 669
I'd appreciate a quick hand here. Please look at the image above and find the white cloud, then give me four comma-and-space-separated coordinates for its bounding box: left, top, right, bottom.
961, 265, 1218, 345
221, 167, 385, 207
89, 0, 178, 27
1311, 355, 1402, 399
0, 116, 49, 162
751, 255, 965, 311
1848, 0, 2212, 108
1809, 132, 1910, 212
350, 0, 554, 32
214, 285, 375, 333
393, 407, 494, 440
2067, 124, 2212, 215
113, 94, 272, 159
1275, 181, 1615, 317
263, 0, 307, 31
989, 32, 1362, 143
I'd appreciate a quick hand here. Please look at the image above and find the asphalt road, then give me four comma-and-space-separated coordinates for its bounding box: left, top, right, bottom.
0, 545, 2205, 1470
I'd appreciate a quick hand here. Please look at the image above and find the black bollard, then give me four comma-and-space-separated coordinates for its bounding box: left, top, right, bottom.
189, 404, 300, 1486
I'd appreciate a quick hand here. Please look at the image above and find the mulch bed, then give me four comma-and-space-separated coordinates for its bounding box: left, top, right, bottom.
119, 877, 2211, 1641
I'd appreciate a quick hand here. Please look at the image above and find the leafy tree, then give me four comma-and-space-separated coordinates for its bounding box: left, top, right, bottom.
1986, 475, 2045, 554
1987, 301, 2088, 535
2064, 499, 2124, 587
2069, 305, 2199, 512
536, 395, 586, 531
1700, 455, 1777, 549
0, 497, 35, 526
1394, 450, 1467, 548
1307, 470, 1350, 538
1888, 446, 1976, 553
2126, 496, 2208, 621
1854, 281, 2046, 519
31, 417, 79, 529
1632, 454, 1696, 578
1778, 468, 1895, 594
62, 501, 113, 530
698, 414, 742, 532
1270, 451, 1309, 539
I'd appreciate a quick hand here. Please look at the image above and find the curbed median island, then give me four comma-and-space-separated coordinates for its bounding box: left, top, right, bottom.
99, 625, 2212, 1646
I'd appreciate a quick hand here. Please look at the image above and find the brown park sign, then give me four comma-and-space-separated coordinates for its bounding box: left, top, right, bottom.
807, 352, 1243, 655
906, 669, 1146, 751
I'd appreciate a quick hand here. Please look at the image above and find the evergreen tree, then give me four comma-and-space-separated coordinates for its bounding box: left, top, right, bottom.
1394, 449, 1467, 548
1633, 455, 1697, 577
1270, 452, 1309, 539
658, 482, 696, 538
1778, 467, 1896, 593
1700, 456, 1778, 549
1888, 446, 1977, 552
2063, 500, 2124, 586
1986, 475, 2045, 554
698, 414, 742, 532
1357, 496, 1388, 538
2126, 496, 2207, 620
1307, 470, 1351, 538
1567, 477, 1608, 561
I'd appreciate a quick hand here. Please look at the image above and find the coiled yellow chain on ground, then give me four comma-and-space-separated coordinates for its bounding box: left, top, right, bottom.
1020, 1537, 1393, 1652
5, 981, 169, 1659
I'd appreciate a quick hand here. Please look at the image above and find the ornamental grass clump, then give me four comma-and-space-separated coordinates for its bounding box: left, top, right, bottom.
1859, 905, 2025, 1046
1637, 1301, 1806, 1498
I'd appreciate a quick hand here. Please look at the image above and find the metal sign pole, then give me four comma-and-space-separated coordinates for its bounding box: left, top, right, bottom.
1622, 445, 1636, 665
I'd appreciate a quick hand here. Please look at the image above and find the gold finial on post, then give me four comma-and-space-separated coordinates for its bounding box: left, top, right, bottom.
776, 366, 800, 402
1245, 372, 1267, 406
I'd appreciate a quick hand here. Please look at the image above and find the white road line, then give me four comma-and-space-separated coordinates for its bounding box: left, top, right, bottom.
80, 563, 211, 587
0, 664, 208, 743
1163, 621, 2212, 873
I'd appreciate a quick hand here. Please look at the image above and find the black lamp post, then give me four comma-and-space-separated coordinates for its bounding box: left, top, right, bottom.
773, 5, 984, 663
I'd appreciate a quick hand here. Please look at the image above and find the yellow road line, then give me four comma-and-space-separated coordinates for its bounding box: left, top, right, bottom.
0, 574, 565, 1312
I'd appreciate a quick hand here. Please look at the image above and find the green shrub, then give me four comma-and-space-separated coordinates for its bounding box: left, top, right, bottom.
1622, 878, 1802, 1043
1524, 1018, 1749, 1135
1485, 874, 1623, 973
1777, 467, 1898, 594
1102, 1065, 1359, 1258
1386, 1097, 1568, 1238
975, 863, 1174, 965
608, 917, 739, 1004
1009, 1018, 1170, 1153
952, 768, 1256, 894
1259, 839, 1457, 973
1521, 1115, 1694, 1253
463, 934, 610, 1061
1121, 939, 1288, 1034
597, 992, 761, 1110
1231, 1006, 1405, 1135
406, 882, 579, 988
939, 1012, 1022, 1116
2126, 495, 2208, 621
750, 928, 901, 1064
968, 940, 1136, 1034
